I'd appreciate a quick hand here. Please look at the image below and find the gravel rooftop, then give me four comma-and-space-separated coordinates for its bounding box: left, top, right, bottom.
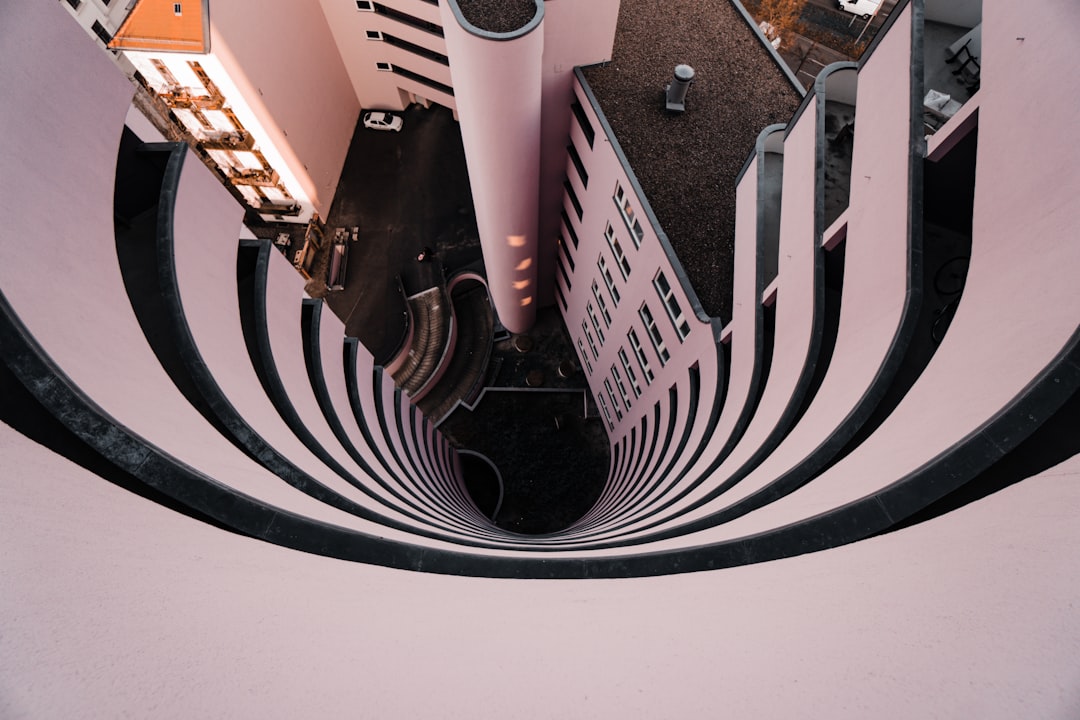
454, 0, 537, 34
583, 0, 802, 323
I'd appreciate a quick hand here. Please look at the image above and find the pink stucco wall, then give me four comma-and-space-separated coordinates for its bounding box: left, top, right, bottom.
602, 0, 1080, 548
4, 420, 1080, 718
439, 2, 544, 333
662, 8, 915, 525
5, 5, 1080, 715
561, 77, 721, 447
535, 0, 621, 306
699, 6, 913, 516
318, 0, 456, 112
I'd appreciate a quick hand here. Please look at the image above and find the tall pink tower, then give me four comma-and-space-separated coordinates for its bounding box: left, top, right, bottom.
440, 0, 619, 333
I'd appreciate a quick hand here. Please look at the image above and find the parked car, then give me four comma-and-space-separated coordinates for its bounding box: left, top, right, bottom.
837, 0, 881, 19
362, 111, 403, 132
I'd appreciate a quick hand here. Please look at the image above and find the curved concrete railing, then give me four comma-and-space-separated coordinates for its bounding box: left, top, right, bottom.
5, 2, 1080, 714
2, 0, 1077, 579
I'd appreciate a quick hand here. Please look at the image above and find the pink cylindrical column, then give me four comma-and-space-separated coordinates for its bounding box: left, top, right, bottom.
440, 1, 543, 333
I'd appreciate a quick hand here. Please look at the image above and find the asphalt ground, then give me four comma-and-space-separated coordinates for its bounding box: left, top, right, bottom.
323, 105, 480, 364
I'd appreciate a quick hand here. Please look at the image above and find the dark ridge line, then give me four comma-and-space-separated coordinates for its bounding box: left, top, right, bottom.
301, 298, 485, 536
2, 283, 1076, 575
141, 148, 509, 549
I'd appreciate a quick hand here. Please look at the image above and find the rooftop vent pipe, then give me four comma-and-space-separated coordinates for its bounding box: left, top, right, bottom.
665, 64, 695, 113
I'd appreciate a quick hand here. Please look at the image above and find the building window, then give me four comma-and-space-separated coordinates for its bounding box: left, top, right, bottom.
570, 100, 595, 148
556, 247, 572, 290
654, 270, 691, 340
65, 0, 82, 9
555, 281, 568, 311
372, 3, 444, 36
564, 179, 583, 221
604, 380, 623, 421
567, 142, 588, 188
587, 303, 605, 345
173, 3, 182, 15
598, 256, 619, 305
577, 338, 593, 374
376, 62, 392, 71
613, 181, 645, 247
90, 20, 112, 45
605, 222, 631, 279
591, 281, 611, 327
561, 210, 579, 249
582, 320, 599, 360
612, 363, 632, 409
559, 234, 575, 271
381, 33, 449, 64
639, 303, 670, 366
628, 329, 654, 384
619, 348, 642, 397
598, 392, 614, 430
390, 65, 454, 96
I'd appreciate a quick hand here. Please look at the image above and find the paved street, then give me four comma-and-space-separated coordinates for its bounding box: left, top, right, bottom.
323, 105, 480, 364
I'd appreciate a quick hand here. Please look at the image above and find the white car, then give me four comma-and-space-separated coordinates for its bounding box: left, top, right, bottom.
362, 111, 403, 132
838, 0, 881, 19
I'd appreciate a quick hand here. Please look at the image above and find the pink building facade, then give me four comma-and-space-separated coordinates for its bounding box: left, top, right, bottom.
316, 0, 618, 332
3, 0, 1080, 716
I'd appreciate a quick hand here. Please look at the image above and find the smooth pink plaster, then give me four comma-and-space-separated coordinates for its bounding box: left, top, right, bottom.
439, 3, 544, 333
318, 0, 456, 112
628, 0, 1080, 548
535, 0, 621, 305
0, 2, 403, 536
560, 78, 721, 481
666, 7, 916, 521
4, 421, 1080, 718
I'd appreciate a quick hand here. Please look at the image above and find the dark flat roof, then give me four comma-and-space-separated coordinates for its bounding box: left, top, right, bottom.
454, 0, 536, 34
583, 0, 801, 322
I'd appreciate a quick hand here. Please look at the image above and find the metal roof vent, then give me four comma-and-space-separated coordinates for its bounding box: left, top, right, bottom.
665, 64, 695, 113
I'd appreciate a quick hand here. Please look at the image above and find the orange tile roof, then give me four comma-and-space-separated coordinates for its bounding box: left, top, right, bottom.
109, 0, 209, 53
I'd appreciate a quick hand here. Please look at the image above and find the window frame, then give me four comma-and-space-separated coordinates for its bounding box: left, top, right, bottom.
611, 363, 632, 409
598, 255, 620, 305
653, 270, 691, 340
627, 329, 654, 384
577, 338, 593, 374
587, 302, 605, 345
638, 303, 670, 366
582, 320, 599, 360
604, 379, 623, 421
613, 181, 645, 247
605, 222, 631, 280
619, 348, 642, 397
591, 280, 611, 327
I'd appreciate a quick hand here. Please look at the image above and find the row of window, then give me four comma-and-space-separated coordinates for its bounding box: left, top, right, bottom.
374, 62, 454, 96
367, 30, 449, 65
653, 270, 690, 341
570, 100, 596, 149
561, 101, 691, 429
357, 1, 444, 38
613, 181, 645, 247
567, 142, 588, 189
591, 339, 648, 432
564, 179, 583, 221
